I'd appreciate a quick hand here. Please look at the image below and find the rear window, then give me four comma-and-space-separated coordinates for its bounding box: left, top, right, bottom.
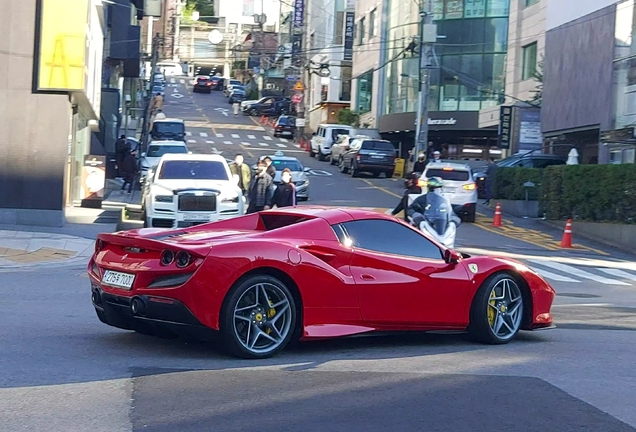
147, 145, 188, 157
425, 168, 470, 181
151, 122, 185, 139
277, 117, 295, 126
331, 128, 351, 140
361, 140, 395, 151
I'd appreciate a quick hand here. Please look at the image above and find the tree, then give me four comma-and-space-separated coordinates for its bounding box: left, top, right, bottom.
337, 108, 359, 127
185, 0, 214, 17
529, 55, 544, 107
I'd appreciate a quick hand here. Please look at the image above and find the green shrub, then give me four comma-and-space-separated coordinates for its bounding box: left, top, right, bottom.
493, 167, 544, 201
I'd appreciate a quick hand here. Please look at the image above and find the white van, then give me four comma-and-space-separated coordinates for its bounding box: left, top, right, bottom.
156, 62, 183, 77
310, 124, 355, 161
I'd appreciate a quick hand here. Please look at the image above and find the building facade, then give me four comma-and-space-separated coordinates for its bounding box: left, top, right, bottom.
0, 0, 106, 226
378, 0, 510, 160
541, 0, 626, 164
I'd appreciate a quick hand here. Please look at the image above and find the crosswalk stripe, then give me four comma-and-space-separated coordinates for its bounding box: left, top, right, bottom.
170, 78, 176, 83
276, 143, 287, 148
179, 79, 185, 84
597, 268, 636, 282
206, 140, 215, 144
216, 133, 224, 138
528, 260, 630, 286
185, 131, 192, 136
241, 142, 251, 146
231, 134, 240, 138
279, 138, 288, 143
530, 267, 579, 283
247, 135, 256, 139
187, 139, 196, 143
223, 141, 233, 144
294, 144, 301, 148
263, 136, 272, 141
199, 132, 208, 137
259, 142, 269, 146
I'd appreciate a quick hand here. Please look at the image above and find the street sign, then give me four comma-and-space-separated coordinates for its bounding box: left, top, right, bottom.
286, 75, 297, 81
278, 45, 285, 53
293, 81, 305, 91
291, 94, 303, 103
295, 118, 306, 127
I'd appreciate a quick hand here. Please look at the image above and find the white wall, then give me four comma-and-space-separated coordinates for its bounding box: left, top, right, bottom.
546, 0, 618, 30
217, 0, 281, 26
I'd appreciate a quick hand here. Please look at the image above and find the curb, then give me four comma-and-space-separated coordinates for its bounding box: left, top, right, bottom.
534, 218, 632, 254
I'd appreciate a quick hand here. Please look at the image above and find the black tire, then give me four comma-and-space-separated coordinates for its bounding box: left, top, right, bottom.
386, 170, 394, 178
329, 154, 337, 165
220, 274, 298, 359
309, 147, 316, 157
465, 209, 476, 223
250, 108, 258, 116
350, 162, 358, 177
371, 171, 381, 178
339, 157, 348, 173
318, 151, 326, 161
468, 272, 524, 345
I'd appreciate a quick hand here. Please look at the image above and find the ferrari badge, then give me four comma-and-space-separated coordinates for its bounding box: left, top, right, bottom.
468, 264, 478, 274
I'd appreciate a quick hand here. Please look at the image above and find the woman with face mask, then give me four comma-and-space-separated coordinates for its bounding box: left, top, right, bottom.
272, 168, 296, 208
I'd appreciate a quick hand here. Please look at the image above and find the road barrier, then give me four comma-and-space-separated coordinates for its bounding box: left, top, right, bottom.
560, 219, 573, 248
493, 203, 503, 227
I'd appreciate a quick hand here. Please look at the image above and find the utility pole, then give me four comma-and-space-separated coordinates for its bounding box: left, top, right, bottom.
139, 32, 161, 166
413, 0, 436, 160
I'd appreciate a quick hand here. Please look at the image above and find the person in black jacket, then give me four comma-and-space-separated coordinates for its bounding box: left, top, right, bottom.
272, 168, 296, 208
263, 156, 276, 178
413, 152, 427, 173
247, 160, 274, 213
120, 149, 138, 194
391, 171, 422, 216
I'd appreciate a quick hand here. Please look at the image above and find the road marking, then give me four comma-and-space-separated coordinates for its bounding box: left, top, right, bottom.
223, 141, 233, 144
360, 178, 402, 199
307, 169, 332, 176
185, 131, 192, 136
205, 140, 215, 144
170, 78, 176, 83
259, 142, 269, 146
206, 124, 265, 131
597, 268, 636, 282
552, 303, 613, 307
529, 267, 579, 283
170, 93, 184, 98
279, 138, 288, 142
231, 134, 240, 138
241, 142, 251, 146
199, 132, 208, 137
187, 139, 196, 143
528, 260, 629, 285
294, 144, 301, 148
216, 133, 224, 138
180, 79, 185, 84
263, 136, 272, 141
247, 135, 256, 139
276, 143, 287, 148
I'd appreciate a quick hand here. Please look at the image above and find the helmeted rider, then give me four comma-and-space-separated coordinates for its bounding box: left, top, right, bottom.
407, 176, 460, 230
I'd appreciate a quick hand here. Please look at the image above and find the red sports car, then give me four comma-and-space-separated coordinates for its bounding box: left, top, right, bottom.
88, 207, 555, 359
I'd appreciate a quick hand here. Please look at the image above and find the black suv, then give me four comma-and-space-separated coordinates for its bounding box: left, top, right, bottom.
474, 151, 566, 198
242, 96, 290, 116
339, 139, 397, 178
193, 76, 213, 93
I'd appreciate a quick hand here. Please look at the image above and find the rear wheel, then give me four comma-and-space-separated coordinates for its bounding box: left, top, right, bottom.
250, 108, 258, 116
329, 154, 337, 165
350, 162, 359, 178
465, 209, 476, 223
220, 275, 297, 359
339, 157, 348, 173
386, 170, 394, 178
318, 151, 326, 161
468, 273, 524, 344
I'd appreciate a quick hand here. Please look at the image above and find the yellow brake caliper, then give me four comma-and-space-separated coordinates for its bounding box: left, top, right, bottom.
266, 298, 276, 334
488, 290, 496, 326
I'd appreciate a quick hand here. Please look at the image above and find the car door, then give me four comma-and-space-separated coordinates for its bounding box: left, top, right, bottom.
259, 98, 274, 115
336, 219, 472, 326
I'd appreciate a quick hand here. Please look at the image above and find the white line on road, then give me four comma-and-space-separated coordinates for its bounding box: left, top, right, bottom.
199, 132, 208, 137
216, 133, 224, 138
247, 135, 256, 139
529, 267, 579, 283
186, 131, 192, 136
223, 141, 233, 144
276, 143, 287, 148
179, 79, 185, 84
205, 140, 215, 144
279, 138, 288, 142
170, 78, 176, 83
294, 144, 301, 148
231, 134, 240, 138
528, 260, 630, 285
263, 136, 272, 141
241, 142, 251, 146
597, 268, 636, 282
187, 139, 196, 143
259, 142, 269, 147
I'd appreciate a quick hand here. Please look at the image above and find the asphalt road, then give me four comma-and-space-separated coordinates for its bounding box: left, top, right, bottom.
1, 77, 636, 431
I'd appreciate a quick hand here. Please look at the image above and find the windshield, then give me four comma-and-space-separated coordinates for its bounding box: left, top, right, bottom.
158, 161, 229, 180
277, 117, 295, 126
147, 145, 188, 158
232, 88, 246, 93
361, 140, 395, 151
151, 122, 185, 139
271, 159, 303, 172
425, 168, 470, 181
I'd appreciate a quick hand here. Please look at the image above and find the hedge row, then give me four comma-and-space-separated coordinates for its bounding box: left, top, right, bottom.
493, 164, 636, 223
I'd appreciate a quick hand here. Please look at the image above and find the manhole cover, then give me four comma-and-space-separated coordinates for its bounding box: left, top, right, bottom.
556, 293, 601, 298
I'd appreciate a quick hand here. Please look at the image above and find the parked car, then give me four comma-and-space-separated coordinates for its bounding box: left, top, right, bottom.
210, 76, 222, 90
273, 115, 296, 137
242, 96, 290, 116
251, 151, 310, 200
339, 138, 397, 178
473, 151, 566, 198
329, 134, 373, 166
150, 118, 186, 142
140, 140, 189, 179
228, 88, 247, 104
141, 154, 244, 229
151, 84, 165, 95
193, 76, 213, 93
221, 79, 242, 92
224, 83, 244, 96
310, 124, 356, 161
420, 162, 478, 222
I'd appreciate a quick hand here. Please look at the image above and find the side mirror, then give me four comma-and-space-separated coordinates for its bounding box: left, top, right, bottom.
232, 174, 240, 184
303, 167, 311, 172
443, 249, 461, 265
141, 152, 146, 157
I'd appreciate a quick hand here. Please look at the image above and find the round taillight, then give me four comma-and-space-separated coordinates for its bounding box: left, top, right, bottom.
176, 251, 191, 268
160, 250, 175, 266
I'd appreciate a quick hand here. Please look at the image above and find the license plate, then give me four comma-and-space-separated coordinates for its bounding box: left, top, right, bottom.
183, 214, 209, 221
102, 270, 135, 289
443, 188, 456, 194
371, 155, 384, 159
282, 131, 292, 135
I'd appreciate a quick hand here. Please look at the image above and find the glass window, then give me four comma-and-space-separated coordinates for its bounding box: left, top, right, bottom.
370, 9, 377, 37
483, 18, 508, 52
360, 140, 395, 150
158, 161, 229, 180
459, 54, 483, 110
425, 167, 470, 181
486, 0, 509, 17
358, 17, 365, 44
357, 70, 373, 114
146, 145, 188, 157
271, 159, 303, 171
444, 0, 463, 19
461, 19, 485, 53
522, 42, 538, 80
339, 220, 443, 260
482, 53, 505, 107
525, 0, 539, 6
334, 11, 344, 44
464, 0, 486, 18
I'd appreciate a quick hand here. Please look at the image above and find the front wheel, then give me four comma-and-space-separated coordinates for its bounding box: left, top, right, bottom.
318, 151, 326, 161
468, 273, 524, 344
250, 108, 258, 116
220, 275, 297, 359
329, 155, 337, 165
350, 162, 359, 178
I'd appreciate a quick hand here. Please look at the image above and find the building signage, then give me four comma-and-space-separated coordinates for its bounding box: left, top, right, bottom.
344, 12, 355, 61
293, 0, 304, 28
486, 0, 510, 17
464, 0, 486, 18
144, 0, 162, 17
428, 118, 457, 125
35, 0, 88, 92
518, 108, 542, 151
498, 106, 512, 149
81, 156, 106, 201
444, 0, 463, 19
432, 0, 444, 20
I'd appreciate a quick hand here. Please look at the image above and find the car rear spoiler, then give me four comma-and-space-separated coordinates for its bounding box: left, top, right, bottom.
96, 231, 210, 257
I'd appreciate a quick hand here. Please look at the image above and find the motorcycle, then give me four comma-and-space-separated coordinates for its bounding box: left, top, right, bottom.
410, 191, 461, 249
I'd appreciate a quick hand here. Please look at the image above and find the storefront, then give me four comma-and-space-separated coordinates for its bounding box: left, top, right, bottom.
378, 111, 500, 161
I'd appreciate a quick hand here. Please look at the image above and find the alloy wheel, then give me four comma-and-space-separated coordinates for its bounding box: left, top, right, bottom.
486, 277, 523, 340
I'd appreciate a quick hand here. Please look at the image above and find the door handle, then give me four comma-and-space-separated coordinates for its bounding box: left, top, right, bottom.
360, 274, 375, 281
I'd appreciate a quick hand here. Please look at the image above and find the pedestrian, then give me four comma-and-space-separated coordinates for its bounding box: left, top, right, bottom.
115, 135, 129, 178
413, 152, 426, 173
120, 149, 138, 194
263, 156, 276, 178
484, 157, 498, 205
272, 168, 296, 208
229, 153, 251, 196
391, 172, 422, 217
151, 92, 163, 113
233, 101, 240, 117
246, 160, 274, 213
431, 150, 441, 163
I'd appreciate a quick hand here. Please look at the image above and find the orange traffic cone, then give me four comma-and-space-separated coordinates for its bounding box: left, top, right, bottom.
560, 219, 573, 248
260, 115, 266, 124
493, 202, 502, 227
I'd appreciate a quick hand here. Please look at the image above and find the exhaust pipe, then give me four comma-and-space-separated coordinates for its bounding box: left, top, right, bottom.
131, 297, 147, 316
91, 290, 101, 305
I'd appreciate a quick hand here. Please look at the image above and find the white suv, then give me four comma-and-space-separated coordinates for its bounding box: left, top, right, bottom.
420, 162, 477, 222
